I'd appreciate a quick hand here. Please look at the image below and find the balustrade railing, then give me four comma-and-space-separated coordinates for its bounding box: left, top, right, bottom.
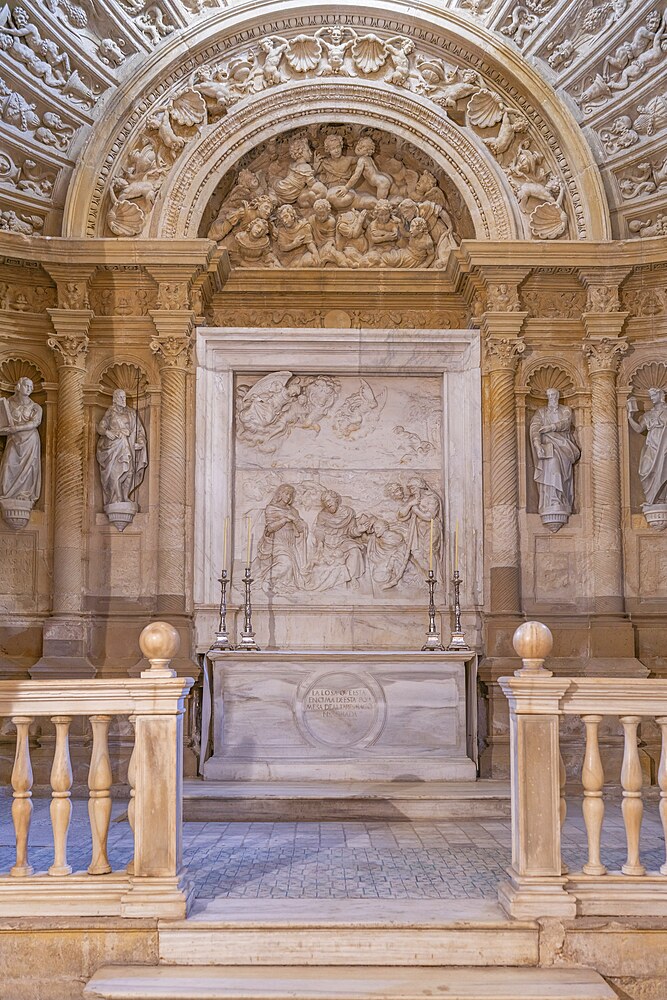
0, 622, 193, 919
499, 621, 667, 919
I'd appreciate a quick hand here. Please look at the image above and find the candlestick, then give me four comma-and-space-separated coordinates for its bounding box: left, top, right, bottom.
447, 569, 470, 651
222, 516, 228, 572
429, 518, 433, 573
421, 569, 445, 651
208, 569, 233, 652
455, 519, 459, 573
237, 566, 260, 651
246, 516, 252, 568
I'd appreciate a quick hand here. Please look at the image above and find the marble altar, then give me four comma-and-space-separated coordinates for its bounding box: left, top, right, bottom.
203, 650, 476, 781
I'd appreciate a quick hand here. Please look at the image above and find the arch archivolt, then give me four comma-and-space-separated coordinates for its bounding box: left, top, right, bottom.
63, 0, 610, 243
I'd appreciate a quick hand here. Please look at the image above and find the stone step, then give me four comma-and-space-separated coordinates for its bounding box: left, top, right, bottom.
159, 900, 538, 967
84, 965, 616, 999
183, 779, 510, 822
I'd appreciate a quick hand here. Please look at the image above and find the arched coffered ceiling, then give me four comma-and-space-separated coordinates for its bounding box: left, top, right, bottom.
0, 0, 663, 242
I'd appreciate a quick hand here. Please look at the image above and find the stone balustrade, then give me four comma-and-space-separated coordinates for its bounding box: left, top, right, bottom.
499, 621, 667, 920
0, 623, 193, 919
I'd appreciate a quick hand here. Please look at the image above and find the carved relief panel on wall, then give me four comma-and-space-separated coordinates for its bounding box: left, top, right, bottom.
200, 125, 474, 269
235, 371, 444, 602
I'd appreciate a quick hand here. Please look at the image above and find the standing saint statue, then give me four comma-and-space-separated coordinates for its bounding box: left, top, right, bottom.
627, 387, 667, 524
530, 387, 580, 531
96, 388, 147, 529
0, 377, 42, 529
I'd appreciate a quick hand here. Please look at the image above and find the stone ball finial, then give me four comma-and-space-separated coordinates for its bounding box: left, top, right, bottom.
139, 621, 180, 674
512, 621, 553, 676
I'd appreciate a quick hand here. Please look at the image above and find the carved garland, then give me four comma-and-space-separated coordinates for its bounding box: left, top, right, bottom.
88, 17, 583, 242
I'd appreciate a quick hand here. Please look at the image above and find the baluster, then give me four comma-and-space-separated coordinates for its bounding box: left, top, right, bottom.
10, 716, 34, 877
48, 716, 73, 877
582, 714, 606, 875
559, 748, 568, 874
658, 716, 667, 876
126, 715, 136, 876
88, 715, 112, 875
620, 715, 645, 877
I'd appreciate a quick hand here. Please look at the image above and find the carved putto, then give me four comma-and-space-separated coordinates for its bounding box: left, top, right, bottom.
204, 126, 470, 269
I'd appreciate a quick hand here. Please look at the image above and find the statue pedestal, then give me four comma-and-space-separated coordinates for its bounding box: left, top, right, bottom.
203, 650, 476, 782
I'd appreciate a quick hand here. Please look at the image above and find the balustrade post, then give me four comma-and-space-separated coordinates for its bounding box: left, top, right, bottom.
582, 714, 606, 876
126, 716, 136, 877
10, 716, 33, 877
658, 717, 667, 875
88, 715, 112, 876
498, 622, 576, 919
49, 715, 73, 876
620, 715, 645, 877
121, 623, 194, 918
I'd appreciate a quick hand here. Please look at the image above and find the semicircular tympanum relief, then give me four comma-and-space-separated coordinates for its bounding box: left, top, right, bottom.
197, 124, 476, 270
51, 1, 611, 244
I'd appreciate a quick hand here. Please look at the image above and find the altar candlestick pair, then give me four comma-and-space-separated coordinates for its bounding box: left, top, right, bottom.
210, 516, 260, 653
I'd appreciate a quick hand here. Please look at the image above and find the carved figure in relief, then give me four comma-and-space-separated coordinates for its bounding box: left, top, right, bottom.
312, 489, 367, 589
258, 36, 290, 86
383, 37, 415, 86
236, 371, 341, 450
273, 204, 319, 265
628, 213, 667, 238
332, 379, 385, 439
501, 6, 540, 47
0, 75, 40, 131
98, 38, 125, 68
315, 134, 355, 187
366, 200, 400, 248
396, 476, 442, 575
257, 484, 308, 590
342, 137, 392, 201
599, 115, 640, 153
235, 218, 279, 266
530, 388, 580, 531
0, 378, 42, 510
580, 10, 667, 108
315, 25, 358, 75
627, 387, 667, 506
96, 389, 147, 507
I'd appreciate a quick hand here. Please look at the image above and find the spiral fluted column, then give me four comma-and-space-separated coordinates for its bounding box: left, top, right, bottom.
583, 334, 628, 614
150, 310, 195, 616
32, 307, 95, 677
483, 311, 527, 615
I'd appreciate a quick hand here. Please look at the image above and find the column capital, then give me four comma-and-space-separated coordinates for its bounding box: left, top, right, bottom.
582, 336, 629, 376
149, 312, 195, 372
42, 265, 97, 309
47, 309, 93, 369
483, 334, 526, 373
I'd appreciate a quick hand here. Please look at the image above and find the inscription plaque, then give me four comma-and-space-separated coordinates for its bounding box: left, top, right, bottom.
295, 670, 386, 749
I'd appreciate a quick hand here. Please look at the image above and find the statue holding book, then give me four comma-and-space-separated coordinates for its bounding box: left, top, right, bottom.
530, 387, 580, 532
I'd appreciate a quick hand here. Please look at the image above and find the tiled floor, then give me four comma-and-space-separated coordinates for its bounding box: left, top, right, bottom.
0, 795, 665, 900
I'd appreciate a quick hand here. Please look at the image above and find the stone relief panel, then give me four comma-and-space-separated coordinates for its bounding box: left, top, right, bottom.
201, 126, 472, 269
234, 372, 444, 603
101, 21, 575, 241
0, 532, 36, 605
638, 535, 667, 599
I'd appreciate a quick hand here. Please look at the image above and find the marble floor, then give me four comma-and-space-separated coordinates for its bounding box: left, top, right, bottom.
1, 794, 666, 901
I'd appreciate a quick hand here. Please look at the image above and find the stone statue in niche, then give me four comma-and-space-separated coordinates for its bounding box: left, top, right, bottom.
96, 388, 148, 531
627, 386, 667, 531
207, 126, 464, 269
529, 388, 580, 532
0, 377, 42, 530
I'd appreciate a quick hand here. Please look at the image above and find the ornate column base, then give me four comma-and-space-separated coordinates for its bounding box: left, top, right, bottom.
498, 872, 577, 920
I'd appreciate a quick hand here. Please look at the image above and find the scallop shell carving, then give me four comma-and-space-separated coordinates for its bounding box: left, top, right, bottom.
527, 365, 575, 400
100, 362, 148, 399
530, 202, 568, 240
631, 361, 667, 397
466, 90, 504, 128
107, 199, 145, 237
170, 90, 207, 127
0, 358, 43, 394
286, 35, 322, 72
351, 34, 389, 74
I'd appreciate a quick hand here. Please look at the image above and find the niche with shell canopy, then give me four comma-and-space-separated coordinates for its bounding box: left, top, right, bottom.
96, 362, 150, 532
524, 363, 580, 530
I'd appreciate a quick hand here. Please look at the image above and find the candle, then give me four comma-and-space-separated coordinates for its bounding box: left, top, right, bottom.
455, 519, 459, 572
246, 515, 252, 567
429, 518, 433, 572
222, 516, 228, 572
